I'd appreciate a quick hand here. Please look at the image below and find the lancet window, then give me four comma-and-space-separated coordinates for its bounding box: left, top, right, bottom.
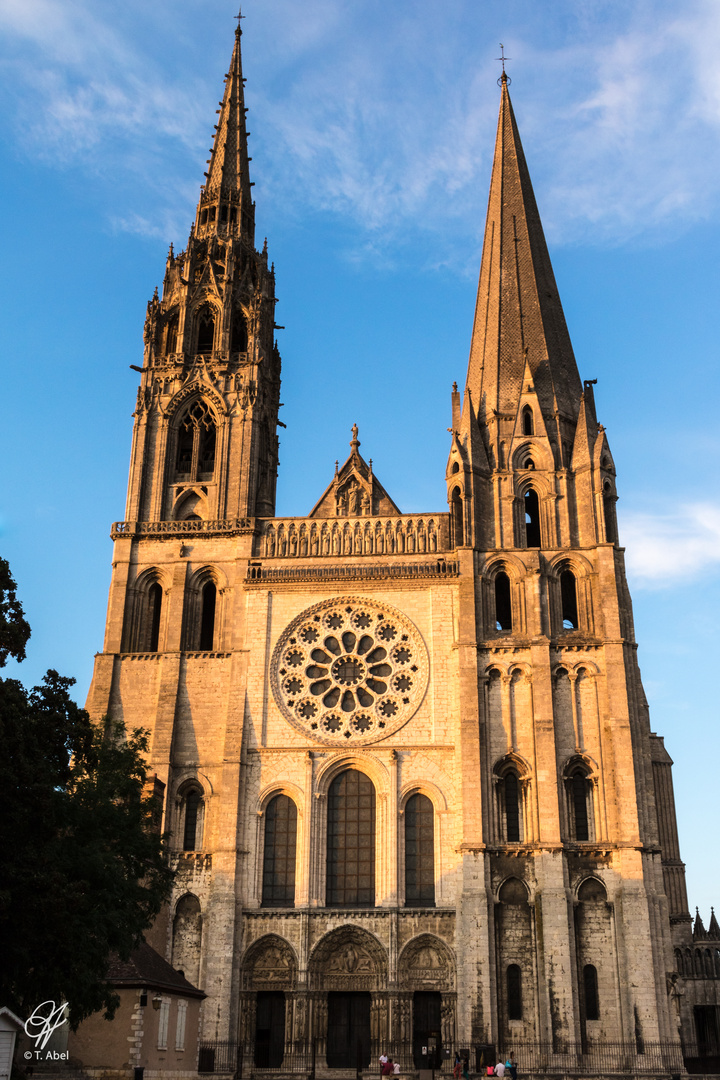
404, 793, 435, 907
561, 569, 579, 630
196, 304, 216, 353
182, 786, 204, 851
495, 571, 512, 631
261, 794, 297, 907
524, 489, 541, 547
231, 307, 248, 352
175, 400, 217, 480
326, 769, 375, 907
451, 487, 464, 547
567, 768, 592, 842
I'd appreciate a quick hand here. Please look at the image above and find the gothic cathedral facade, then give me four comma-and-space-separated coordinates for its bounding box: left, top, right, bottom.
86, 19, 704, 1072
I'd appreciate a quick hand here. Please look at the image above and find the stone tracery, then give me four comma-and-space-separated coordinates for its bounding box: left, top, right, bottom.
270, 597, 429, 745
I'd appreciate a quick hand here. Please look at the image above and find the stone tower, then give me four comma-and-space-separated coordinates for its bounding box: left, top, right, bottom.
86, 26, 695, 1075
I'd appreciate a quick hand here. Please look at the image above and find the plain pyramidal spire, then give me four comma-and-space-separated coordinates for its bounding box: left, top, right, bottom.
464, 70, 582, 430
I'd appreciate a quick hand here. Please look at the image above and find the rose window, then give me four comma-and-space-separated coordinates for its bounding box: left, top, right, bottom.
270, 597, 429, 745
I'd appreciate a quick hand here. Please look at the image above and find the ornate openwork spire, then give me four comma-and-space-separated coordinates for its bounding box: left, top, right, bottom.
194, 12, 254, 242
464, 74, 582, 429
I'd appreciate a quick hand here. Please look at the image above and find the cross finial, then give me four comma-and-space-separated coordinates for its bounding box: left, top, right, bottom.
496, 43, 512, 84
234, 8, 244, 34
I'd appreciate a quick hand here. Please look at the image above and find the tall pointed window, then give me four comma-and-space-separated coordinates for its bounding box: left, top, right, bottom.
451, 487, 464, 547
196, 305, 215, 353
262, 794, 297, 907
569, 769, 591, 841
183, 789, 203, 851
522, 407, 534, 436
199, 582, 216, 650
175, 400, 217, 480
504, 771, 521, 842
327, 769, 375, 907
603, 482, 617, 544
561, 569, 579, 630
495, 571, 512, 631
524, 489, 541, 547
166, 312, 178, 355
231, 308, 248, 352
405, 793, 435, 907
147, 582, 163, 652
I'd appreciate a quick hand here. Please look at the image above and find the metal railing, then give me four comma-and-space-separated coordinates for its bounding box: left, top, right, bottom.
198, 1039, 689, 1077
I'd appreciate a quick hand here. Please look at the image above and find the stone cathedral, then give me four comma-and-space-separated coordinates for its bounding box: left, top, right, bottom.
85, 17, 719, 1078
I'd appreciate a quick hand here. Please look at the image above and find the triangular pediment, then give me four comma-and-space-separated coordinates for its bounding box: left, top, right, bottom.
309, 427, 401, 519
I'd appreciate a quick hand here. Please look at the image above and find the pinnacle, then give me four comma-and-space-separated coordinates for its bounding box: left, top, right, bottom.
464, 75, 582, 433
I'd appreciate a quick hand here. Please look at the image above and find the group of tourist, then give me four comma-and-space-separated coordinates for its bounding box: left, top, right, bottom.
378, 1051, 517, 1078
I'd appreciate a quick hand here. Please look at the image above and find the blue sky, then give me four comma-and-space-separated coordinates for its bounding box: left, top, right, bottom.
0, 0, 718, 914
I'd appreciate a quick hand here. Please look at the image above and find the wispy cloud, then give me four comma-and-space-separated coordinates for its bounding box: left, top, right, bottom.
621, 502, 720, 586
4, 0, 720, 254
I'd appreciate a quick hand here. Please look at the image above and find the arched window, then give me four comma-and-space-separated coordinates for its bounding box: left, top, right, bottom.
262, 794, 297, 907
199, 581, 216, 651
507, 964, 523, 1020
231, 308, 248, 353
522, 407, 534, 436
196, 305, 215, 353
495, 571, 512, 631
603, 483, 617, 543
504, 772, 521, 842
172, 894, 202, 986
561, 569, 579, 630
570, 770, 591, 841
166, 312, 178, 354
524, 489, 540, 547
327, 769, 375, 907
175, 400, 217, 480
183, 788, 203, 851
451, 487, 464, 547
405, 793, 435, 907
147, 582, 162, 651
583, 964, 600, 1021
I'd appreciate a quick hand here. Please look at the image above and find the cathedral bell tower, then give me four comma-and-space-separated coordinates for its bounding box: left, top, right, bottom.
127, 20, 281, 525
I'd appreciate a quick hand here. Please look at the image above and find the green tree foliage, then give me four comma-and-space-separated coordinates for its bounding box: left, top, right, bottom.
0, 557, 31, 666
0, 564, 174, 1027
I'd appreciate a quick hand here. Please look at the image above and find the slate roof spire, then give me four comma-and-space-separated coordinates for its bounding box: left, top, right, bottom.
464, 72, 582, 434
195, 10, 254, 242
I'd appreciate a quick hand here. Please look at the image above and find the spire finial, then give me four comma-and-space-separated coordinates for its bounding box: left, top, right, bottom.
234, 7, 244, 35
350, 423, 360, 451
496, 43, 512, 85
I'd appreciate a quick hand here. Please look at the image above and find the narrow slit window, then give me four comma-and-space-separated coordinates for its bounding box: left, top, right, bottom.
199, 582, 216, 651
603, 487, 617, 543
183, 790, 201, 851
583, 964, 600, 1020
504, 772, 521, 842
572, 771, 590, 841
507, 964, 523, 1020
148, 582, 162, 652
522, 407, 534, 436
561, 570, 579, 629
451, 487, 464, 547
495, 572, 512, 631
524, 489, 540, 547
